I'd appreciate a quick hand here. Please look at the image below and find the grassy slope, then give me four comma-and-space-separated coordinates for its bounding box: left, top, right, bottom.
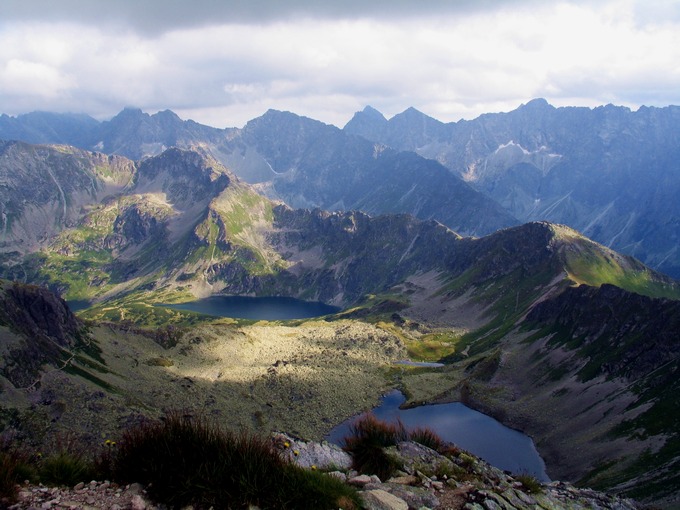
389, 223, 680, 506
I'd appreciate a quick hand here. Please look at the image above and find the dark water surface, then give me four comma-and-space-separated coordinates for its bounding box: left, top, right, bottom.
66, 300, 91, 312
326, 390, 549, 481
157, 295, 340, 320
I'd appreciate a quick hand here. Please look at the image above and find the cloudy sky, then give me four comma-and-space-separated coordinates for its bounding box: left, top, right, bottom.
1, 0, 679, 128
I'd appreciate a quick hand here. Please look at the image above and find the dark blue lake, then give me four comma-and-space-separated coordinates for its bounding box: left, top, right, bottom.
158, 295, 340, 320
326, 390, 549, 481
66, 300, 91, 312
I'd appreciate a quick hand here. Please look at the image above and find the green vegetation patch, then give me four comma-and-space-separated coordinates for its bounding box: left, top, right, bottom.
444, 264, 564, 362
35, 251, 114, 301
405, 331, 461, 362
565, 244, 680, 300
81, 298, 215, 328
63, 364, 115, 392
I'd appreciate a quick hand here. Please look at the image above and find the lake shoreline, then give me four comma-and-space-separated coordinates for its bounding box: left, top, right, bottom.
326, 388, 549, 481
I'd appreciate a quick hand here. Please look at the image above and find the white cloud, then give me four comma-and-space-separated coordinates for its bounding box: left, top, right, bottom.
0, 0, 679, 127
1, 59, 74, 97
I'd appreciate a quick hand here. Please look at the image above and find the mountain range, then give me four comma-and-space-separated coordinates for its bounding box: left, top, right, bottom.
2, 100, 680, 279
345, 99, 680, 279
1, 103, 680, 507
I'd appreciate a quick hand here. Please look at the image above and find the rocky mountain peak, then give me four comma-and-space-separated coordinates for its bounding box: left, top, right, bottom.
114, 107, 146, 119
518, 97, 552, 111
361, 105, 386, 119
245, 109, 333, 134
153, 109, 182, 123
133, 147, 232, 209
343, 105, 388, 135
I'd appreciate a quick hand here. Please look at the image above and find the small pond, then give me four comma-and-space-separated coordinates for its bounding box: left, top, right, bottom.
157, 295, 341, 320
326, 390, 549, 481
66, 300, 91, 312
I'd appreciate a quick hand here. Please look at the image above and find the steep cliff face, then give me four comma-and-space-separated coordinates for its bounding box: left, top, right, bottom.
262, 206, 461, 305
0, 140, 134, 256
0, 280, 86, 388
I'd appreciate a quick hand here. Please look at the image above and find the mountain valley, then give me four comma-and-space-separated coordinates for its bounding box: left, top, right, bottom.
1, 106, 680, 508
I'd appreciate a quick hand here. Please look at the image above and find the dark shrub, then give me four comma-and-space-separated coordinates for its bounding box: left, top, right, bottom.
0, 442, 39, 506
111, 412, 359, 509
515, 472, 543, 493
342, 414, 408, 480
0, 452, 20, 506
343, 415, 451, 480
39, 451, 94, 487
409, 426, 444, 452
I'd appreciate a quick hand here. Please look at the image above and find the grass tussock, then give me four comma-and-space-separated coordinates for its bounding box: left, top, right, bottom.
0, 442, 38, 506
409, 426, 444, 452
342, 414, 449, 480
515, 472, 543, 494
342, 415, 408, 480
39, 451, 94, 487
111, 412, 360, 509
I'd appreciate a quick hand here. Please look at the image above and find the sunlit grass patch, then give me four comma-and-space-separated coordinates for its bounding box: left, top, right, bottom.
405, 331, 461, 361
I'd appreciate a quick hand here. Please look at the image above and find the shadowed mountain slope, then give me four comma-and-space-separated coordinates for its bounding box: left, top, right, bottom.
345, 99, 680, 278
1, 108, 519, 238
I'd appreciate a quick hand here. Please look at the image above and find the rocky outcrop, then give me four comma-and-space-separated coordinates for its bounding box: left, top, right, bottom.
0, 280, 86, 388
0, 281, 80, 349
272, 436, 641, 510
133, 147, 231, 210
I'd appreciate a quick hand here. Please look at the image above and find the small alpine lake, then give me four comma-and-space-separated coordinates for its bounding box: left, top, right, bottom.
156, 295, 341, 320
326, 390, 549, 481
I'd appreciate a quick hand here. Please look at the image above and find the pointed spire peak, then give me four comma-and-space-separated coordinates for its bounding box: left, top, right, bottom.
343, 106, 388, 132
360, 105, 386, 119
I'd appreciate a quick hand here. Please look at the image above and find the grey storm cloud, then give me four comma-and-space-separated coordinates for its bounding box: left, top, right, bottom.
2, 0, 541, 33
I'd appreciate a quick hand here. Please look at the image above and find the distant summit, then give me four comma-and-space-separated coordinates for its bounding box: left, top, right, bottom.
2, 100, 680, 277
342, 100, 680, 279
343, 105, 387, 134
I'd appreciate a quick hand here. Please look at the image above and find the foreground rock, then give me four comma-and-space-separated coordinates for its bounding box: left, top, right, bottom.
7, 438, 642, 510
8, 481, 156, 510
274, 435, 642, 510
